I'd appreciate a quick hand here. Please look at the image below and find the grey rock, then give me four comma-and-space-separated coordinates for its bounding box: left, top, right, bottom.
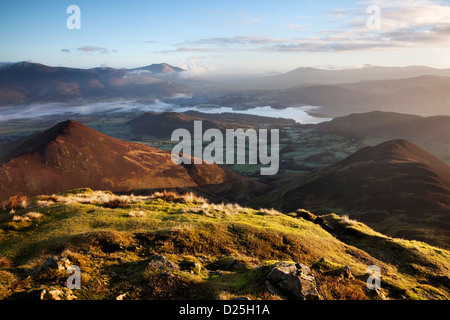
266, 262, 321, 300
148, 255, 179, 270
207, 257, 246, 271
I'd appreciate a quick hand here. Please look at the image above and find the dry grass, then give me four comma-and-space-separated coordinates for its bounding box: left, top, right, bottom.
24, 211, 43, 219
10, 211, 43, 223
104, 197, 130, 209
128, 209, 147, 217
1, 196, 28, 211
150, 190, 208, 205
341, 214, 359, 226
182, 201, 253, 217
24, 189, 209, 212
12, 215, 30, 223
0, 257, 13, 268
257, 208, 282, 216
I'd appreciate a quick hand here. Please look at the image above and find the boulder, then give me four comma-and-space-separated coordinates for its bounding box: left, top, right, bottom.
147, 255, 179, 270
266, 262, 321, 300
179, 260, 202, 274
42, 256, 71, 271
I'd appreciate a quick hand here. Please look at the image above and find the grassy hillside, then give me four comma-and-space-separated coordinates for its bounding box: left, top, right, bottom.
0, 189, 449, 300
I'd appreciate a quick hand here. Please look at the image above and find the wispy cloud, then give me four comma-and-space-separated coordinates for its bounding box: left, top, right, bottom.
180, 56, 216, 76
157, 46, 221, 54
77, 46, 110, 54
186, 36, 288, 46
158, 36, 290, 54
61, 49, 70, 53
169, 0, 450, 54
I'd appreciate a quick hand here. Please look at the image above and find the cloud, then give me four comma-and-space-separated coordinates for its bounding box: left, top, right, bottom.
61, 49, 70, 53
167, 0, 450, 54
77, 46, 109, 54
252, 0, 450, 53
180, 56, 216, 77
158, 36, 289, 54
157, 46, 221, 54
186, 36, 288, 46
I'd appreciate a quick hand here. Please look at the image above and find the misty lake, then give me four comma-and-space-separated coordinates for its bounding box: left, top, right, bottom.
0, 100, 332, 124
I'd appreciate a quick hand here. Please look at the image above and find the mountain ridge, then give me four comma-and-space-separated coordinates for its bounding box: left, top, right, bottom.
248, 139, 450, 248
280, 139, 450, 213
0, 120, 268, 203
0, 62, 188, 105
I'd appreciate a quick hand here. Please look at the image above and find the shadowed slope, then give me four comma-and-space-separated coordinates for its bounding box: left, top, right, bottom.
280, 139, 450, 213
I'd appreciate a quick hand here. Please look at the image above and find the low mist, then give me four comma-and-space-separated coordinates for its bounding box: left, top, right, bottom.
0, 100, 331, 124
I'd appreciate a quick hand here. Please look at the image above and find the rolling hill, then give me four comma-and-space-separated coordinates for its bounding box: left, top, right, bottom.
129, 112, 223, 138
318, 111, 450, 143
1, 188, 449, 300
318, 111, 450, 164
248, 139, 450, 249
0, 120, 268, 203
128, 111, 296, 138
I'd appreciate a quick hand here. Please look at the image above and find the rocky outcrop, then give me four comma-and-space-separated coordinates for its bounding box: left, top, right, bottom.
179, 260, 202, 274
266, 262, 321, 300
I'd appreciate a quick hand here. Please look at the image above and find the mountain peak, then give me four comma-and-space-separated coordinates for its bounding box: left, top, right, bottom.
0, 120, 267, 202
341, 139, 444, 167
51, 119, 85, 132
134, 63, 186, 74
0, 120, 103, 165
275, 138, 450, 215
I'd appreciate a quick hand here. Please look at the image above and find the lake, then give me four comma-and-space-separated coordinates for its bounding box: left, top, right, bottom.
0, 100, 332, 124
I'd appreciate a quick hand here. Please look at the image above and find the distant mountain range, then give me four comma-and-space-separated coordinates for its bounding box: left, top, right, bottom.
210, 65, 450, 118
248, 65, 450, 88
0, 62, 188, 105
274, 75, 450, 117
3, 62, 450, 119
0, 120, 268, 202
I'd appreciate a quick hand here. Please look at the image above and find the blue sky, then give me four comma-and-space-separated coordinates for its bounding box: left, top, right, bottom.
1, 0, 450, 73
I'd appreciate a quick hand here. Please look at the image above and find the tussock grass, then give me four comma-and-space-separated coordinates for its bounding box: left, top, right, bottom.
257, 208, 282, 216
1, 195, 28, 211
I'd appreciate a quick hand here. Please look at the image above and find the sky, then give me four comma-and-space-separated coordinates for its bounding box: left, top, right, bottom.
1, 0, 450, 74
